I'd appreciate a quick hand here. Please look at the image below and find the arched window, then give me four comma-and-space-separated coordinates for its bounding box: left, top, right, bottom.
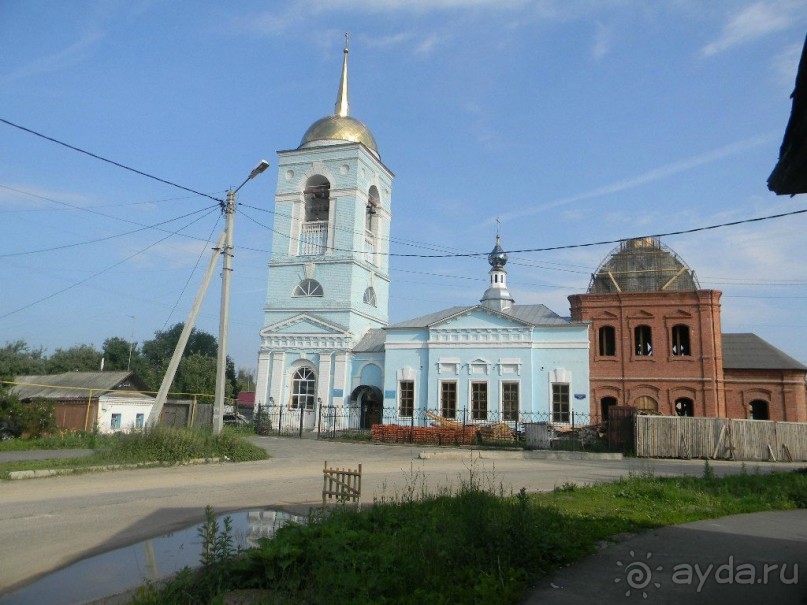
675, 397, 694, 417
291, 367, 316, 410
364, 185, 380, 264
671, 324, 691, 356
598, 326, 616, 356
633, 395, 658, 412
300, 176, 330, 255
601, 396, 617, 420
363, 286, 377, 307
750, 400, 769, 420
634, 325, 653, 356
293, 279, 323, 297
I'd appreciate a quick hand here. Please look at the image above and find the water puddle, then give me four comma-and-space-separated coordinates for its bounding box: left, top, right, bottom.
0, 508, 305, 605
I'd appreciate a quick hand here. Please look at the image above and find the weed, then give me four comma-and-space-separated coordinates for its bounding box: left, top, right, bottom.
702, 459, 715, 480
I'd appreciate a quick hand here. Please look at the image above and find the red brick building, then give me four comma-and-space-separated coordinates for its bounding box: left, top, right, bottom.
569, 237, 807, 422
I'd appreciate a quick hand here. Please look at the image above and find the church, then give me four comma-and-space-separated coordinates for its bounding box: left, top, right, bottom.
253, 43, 591, 431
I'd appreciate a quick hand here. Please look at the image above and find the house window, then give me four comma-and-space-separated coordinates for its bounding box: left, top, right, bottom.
440, 381, 457, 419
502, 382, 519, 422
551, 384, 570, 423
299, 176, 330, 255
671, 324, 691, 356
363, 287, 377, 307
598, 326, 616, 356
601, 396, 617, 420
750, 400, 769, 420
135, 413, 145, 429
633, 396, 658, 412
111, 414, 122, 431
290, 367, 316, 410
471, 382, 488, 420
634, 325, 653, 356
399, 380, 414, 417
293, 279, 323, 297
675, 398, 694, 417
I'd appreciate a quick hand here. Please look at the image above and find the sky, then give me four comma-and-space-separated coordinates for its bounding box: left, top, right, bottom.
2, 0, 807, 374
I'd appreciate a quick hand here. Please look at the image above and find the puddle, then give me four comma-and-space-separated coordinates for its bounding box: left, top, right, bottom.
0, 509, 305, 605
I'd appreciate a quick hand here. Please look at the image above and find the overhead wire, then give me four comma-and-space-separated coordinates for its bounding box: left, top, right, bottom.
0, 117, 224, 203
0, 207, 219, 320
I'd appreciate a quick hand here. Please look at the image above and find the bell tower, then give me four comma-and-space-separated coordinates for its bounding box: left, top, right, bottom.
255, 38, 394, 416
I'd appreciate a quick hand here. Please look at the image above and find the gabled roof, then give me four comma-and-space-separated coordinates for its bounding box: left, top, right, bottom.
722, 333, 807, 371
11, 371, 151, 400
386, 304, 573, 329
353, 328, 386, 353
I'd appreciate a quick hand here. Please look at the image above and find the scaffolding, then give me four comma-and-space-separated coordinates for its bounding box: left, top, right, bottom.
588, 237, 699, 294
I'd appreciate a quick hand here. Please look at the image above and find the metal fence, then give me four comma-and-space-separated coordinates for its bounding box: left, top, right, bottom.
254, 404, 606, 450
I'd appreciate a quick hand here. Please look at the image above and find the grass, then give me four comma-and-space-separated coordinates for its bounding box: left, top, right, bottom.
131, 464, 807, 605
0, 426, 268, 479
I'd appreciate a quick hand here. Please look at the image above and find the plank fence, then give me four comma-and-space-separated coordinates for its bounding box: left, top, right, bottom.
635, 416, 807, 462
322, 461, 362, 509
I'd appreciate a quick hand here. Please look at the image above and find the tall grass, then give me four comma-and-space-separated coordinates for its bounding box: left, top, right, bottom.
132, 466, 807, 605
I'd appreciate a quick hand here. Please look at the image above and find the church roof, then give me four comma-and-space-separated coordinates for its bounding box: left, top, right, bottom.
298, 37, 379, 157
588, 237, 699, 294
353, 328, 386, 352
722, 333, 807, 371
387, 304, 573, 329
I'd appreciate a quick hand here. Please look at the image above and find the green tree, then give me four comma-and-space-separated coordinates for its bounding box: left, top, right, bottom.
45, 344, 103, 374
0, 340, 47, 381
102, 337, 139, 371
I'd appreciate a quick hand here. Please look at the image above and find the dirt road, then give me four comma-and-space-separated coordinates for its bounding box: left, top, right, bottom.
1, 436, 800, 595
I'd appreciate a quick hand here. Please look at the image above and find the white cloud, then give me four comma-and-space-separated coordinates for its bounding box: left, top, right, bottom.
0, 32, 104, 87
771, 41, 803, 90
0, 184, 93, 210
701, 1, 802, 57
497, 133, 777, 224
592, 22, 612, 60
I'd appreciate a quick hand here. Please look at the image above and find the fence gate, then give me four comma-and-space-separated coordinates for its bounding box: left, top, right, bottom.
322, 461, 362, 509
608, 406, 636, 452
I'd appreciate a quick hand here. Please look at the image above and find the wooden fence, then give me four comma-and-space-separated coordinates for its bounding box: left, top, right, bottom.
322, 461, 362, 509
635, 416, 807, 462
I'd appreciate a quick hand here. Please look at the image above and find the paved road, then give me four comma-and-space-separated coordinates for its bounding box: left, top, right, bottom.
0, 437, 803, 597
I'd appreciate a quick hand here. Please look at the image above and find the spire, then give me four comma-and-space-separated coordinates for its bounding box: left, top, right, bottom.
334, 33, 350, 117
481, 232, 514, 311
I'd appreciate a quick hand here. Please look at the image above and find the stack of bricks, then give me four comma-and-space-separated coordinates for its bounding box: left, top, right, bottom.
371, 424, 476, 445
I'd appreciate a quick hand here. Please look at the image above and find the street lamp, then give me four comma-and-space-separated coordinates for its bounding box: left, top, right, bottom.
213, 159, 270, 435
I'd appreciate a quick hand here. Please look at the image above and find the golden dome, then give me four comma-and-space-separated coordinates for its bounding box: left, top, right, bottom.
299, 115, 379, 156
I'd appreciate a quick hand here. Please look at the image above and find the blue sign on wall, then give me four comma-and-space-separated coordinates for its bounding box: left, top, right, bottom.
332, 389, 343, 397
574, 393, 587, 400
384, 390, 396, 399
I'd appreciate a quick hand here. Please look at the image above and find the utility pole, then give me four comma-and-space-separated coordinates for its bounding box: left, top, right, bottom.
213, 160, 270, 435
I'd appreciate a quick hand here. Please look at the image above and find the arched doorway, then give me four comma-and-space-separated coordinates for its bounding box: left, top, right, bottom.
351, 385, 383, 429
600, 396, 618, 420
674, 397, 694, 417
633, 396, 658, 413
750, 400, 769, 420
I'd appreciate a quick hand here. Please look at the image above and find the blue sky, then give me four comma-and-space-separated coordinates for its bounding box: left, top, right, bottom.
2, 0, 806, 372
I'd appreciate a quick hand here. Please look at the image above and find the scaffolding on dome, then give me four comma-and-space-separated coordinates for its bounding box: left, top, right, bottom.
587, 237, 700, 294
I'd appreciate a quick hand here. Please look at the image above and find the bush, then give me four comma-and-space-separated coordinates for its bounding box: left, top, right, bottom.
0, 396, 55, 439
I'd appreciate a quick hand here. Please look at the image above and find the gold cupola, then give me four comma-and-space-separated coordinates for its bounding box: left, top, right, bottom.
299, 34, 380, 157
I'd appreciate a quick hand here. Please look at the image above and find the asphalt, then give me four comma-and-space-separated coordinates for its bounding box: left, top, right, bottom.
1, 441, 806, 604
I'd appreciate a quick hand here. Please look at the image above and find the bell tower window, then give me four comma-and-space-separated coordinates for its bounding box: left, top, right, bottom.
299, 176, 330, 255
364, 186, 380, 264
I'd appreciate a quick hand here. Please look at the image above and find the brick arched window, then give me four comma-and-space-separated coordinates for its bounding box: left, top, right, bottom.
634, 325, 653, 356
598, 326, 616, 356
671, 324, 691, 356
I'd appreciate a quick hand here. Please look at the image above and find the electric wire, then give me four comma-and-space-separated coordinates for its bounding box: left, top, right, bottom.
0, 208, 219, 320
0, 117, 224, 203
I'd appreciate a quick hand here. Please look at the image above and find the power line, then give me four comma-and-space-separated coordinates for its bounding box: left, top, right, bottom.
0, 208, 218, 320
0, 117, 224, 203
0, 204, 219, 258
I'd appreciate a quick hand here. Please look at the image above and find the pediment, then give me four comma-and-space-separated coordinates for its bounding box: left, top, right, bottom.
595, 310, 619, 320
260, 314, 350, 337
431, 306, 532, 329
667, 309, 693, 319
629, 309, 655, 320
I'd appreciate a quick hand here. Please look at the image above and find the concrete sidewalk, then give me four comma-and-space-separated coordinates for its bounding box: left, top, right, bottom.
0, 448, 93, 463
524, 509, 807, 604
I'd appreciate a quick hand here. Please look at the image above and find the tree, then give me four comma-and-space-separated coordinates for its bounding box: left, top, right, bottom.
236, 367, 256, 393
45, 344, 103, 374
0, 340, 47, 381
102, 337, 139, 371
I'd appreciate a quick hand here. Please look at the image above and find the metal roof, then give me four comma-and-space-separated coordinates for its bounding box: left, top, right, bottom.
386, 304, 574, 329
353, 328, 386, 352
11, 371, 150, 400
722, 333, 807, 371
